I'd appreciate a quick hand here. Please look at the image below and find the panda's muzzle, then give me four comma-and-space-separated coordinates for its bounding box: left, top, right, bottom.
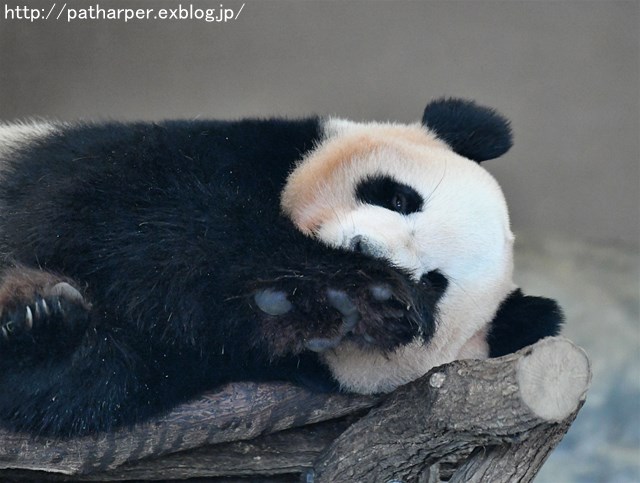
349, 235, 385, 258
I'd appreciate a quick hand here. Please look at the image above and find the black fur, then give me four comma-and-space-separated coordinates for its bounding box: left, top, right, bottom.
355, 175, 424, 215
487, 289, 564, 357
421, 98, 513, 162
0, 117, 442, 436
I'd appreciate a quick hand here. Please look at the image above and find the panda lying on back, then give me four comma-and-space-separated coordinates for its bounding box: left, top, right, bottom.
0, 98, 562, 436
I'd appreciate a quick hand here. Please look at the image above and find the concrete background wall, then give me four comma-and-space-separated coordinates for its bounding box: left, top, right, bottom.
0, 0, 638, 246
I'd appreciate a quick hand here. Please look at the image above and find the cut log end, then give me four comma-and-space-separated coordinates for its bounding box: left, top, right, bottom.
517, 336, 591, 421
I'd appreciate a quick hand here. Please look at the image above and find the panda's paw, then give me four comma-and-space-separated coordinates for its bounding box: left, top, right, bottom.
253, 277, 424, 358
0, 268, 91, 353
302, 286, 389, 352
303, 289, 360, 352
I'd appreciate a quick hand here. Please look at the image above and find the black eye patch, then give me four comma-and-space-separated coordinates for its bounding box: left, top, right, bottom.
355, 175, 424, 215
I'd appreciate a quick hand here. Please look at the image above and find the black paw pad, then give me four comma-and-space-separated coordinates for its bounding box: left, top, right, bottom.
254, 289, 293, 316
304, 288, 360, 353
326, 289, 359, 330
369, 284, 393, 302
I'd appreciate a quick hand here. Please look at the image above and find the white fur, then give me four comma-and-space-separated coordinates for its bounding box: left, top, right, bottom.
284, 118, 516, 394
0, 121, 58, 175
0, 121, 57, 157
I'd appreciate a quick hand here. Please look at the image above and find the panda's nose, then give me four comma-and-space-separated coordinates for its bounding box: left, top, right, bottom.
349, 235, 364, 253
350, 235, 374, 256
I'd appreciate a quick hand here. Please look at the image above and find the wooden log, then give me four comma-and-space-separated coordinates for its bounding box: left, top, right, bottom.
0, 382, 377, 476
0, 337, 590, 482
1, 418, 355, 481
310, 337, 590, 483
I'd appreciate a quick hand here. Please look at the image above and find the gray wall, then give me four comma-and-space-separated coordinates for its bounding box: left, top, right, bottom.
1, 0, 638, 245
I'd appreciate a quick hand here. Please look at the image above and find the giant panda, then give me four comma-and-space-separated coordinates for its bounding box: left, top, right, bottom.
0, 98, 562, 436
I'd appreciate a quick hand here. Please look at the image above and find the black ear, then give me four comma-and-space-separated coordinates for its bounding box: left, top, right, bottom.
486, 289, 564, 358
422, 98, 513, 162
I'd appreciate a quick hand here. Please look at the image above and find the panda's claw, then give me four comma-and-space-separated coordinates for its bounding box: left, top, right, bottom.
40, 298, 50, 317
25, 306, 33, 330
0, 287, 91, 352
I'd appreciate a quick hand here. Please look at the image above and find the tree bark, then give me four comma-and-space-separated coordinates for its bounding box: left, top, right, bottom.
0, 337, 590, 482
0, 383, 377, 475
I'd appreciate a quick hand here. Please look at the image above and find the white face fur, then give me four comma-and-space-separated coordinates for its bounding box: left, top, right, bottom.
281, 118, 516, 394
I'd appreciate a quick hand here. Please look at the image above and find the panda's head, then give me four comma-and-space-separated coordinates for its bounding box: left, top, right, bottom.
280, 99, 518, 393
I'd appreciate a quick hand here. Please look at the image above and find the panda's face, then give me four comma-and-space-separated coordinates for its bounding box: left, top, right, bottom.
282, 118, 513, 290
281, 118, 516, 393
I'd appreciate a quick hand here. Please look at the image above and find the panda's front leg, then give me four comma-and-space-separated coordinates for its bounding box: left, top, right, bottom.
0, 265, 92, 357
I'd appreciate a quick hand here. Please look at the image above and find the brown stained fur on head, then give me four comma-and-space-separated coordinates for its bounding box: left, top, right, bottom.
280, 123, 446, 235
